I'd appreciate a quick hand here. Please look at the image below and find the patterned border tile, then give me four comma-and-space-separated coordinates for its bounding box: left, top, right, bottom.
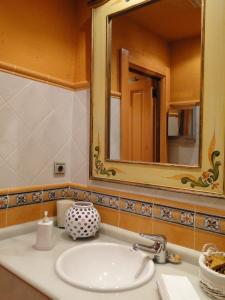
0, 196, 8, 209
8, 193, 33, 207
61, 188, 69, 198
96, 194, 109, 206
160, 206, 173, 221
48, 190, 57, 201
180, 211, 195, 226
141, 202, 152, 217
153, 204, 195, 228
120, 198, 152, 217
125, 200, 136, 212
43, 188, 69, 202
16, 194, 27, 206
70, 188, 120, 210
70, 188, 91, 201
32, 191, 43, 203
0, 184, 225, 238
7, 188, 69, 208
90, 192, 119, 210
196, 213, 225, 235
120, 198, 138, 213
108, 196, 119, 209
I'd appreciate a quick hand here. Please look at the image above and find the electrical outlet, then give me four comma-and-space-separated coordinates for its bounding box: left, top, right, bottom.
54, 162, 66, 175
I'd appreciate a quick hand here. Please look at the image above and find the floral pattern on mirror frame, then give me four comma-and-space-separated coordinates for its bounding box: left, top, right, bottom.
94, 140, 117, 177
181, 150, 221, 189
170, 134, 221, 190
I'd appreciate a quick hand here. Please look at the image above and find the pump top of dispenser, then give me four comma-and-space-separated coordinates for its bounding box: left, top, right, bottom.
39, 211, 52, 225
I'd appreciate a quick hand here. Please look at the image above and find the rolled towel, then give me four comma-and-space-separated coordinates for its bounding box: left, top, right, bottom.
157, 274, 200, 300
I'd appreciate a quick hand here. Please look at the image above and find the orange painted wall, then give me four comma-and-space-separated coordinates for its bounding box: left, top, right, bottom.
170, 37, 201, 102
73, 0, 91, 87
111, 15, 171, 98
0, 0, 91, 89
111, 16, 201, 105
0, 1, 200, 96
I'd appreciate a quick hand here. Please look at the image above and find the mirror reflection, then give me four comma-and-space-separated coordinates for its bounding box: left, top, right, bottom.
108, 0, 202, 166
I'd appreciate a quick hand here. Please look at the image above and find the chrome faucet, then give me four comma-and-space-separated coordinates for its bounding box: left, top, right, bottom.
133, 233, 167, 264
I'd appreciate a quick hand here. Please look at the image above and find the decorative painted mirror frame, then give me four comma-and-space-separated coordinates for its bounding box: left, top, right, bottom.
90, 0, 225, 198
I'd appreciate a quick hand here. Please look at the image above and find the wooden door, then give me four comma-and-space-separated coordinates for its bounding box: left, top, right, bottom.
121, 78, 153, 162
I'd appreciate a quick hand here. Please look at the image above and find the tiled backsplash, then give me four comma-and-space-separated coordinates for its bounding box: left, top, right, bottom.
0, 183, 224, 252
0, 71, 224, 211
0, 72, 224, 252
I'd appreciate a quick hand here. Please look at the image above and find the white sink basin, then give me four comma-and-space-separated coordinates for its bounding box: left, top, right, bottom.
55, 242, 155, 292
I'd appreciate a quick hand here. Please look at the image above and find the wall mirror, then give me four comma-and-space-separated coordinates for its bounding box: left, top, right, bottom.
91, 0, 225, 197
108, 0, 202, 166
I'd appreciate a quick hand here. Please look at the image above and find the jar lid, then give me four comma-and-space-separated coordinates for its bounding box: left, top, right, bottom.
73, 201, 93, 208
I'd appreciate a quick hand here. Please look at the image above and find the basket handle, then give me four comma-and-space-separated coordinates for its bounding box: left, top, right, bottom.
201, 243, 218, 254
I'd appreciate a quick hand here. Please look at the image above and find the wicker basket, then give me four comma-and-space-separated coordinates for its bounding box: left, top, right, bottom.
199, 246, 225, 300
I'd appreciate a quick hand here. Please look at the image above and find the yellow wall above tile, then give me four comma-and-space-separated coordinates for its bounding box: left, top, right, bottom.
0, 0, 91, 89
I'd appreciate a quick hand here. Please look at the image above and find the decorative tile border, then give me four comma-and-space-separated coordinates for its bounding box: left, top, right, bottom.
5, 188, 70, 208
141, 203, 153, 217
16, 194, 27, 206
159, 206, 173, 221
108, 196, 119, 209
0, 184, 224, 237
196, 213, 225, 235
43, 188, 70, 202
70, 188, 119, 210
120, 198, 152, 217
0, 196, 8, 209
32, 191, 43, 203
61, 188, 69, 198
70, 188, 91, 201
180, 211, 195, 226
69, 189, 225, 235
8, 193, 30, 207
153, 204, 195, 228
123, 199, 136, 212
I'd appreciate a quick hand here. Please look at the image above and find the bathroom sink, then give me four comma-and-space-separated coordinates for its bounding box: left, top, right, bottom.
55, 242, 155, 292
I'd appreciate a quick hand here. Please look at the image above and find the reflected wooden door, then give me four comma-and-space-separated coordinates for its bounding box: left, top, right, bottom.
121, 78, 153, 162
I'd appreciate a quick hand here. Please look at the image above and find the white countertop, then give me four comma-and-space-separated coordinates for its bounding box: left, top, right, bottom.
0, 222, 210, 300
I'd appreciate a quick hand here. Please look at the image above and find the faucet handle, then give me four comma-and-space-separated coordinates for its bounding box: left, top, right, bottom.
140, 233, 167, 245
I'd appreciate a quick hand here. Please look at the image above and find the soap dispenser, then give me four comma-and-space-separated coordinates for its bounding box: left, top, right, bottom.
34, 211, 54, 250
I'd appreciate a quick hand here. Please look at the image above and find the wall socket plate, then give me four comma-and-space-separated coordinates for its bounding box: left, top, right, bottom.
54, 162, 66, 175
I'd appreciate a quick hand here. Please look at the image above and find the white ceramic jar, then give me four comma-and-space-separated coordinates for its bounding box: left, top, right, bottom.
65, 201, 101, 240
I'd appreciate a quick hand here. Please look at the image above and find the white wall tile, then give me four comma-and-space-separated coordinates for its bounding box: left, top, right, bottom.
0, 72, 31, 101
34, 112, 69, 161
0, 72, 73, 187
0, 104, 30, 159
71, 89, 90, 185
0, 95, 6, 108
0, 159, 24, 188
33, 81, 74, 110
32, 139, 72, 185
54, 101, 73, 136
8, 82, 52, 132
6, 138, 49, 185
